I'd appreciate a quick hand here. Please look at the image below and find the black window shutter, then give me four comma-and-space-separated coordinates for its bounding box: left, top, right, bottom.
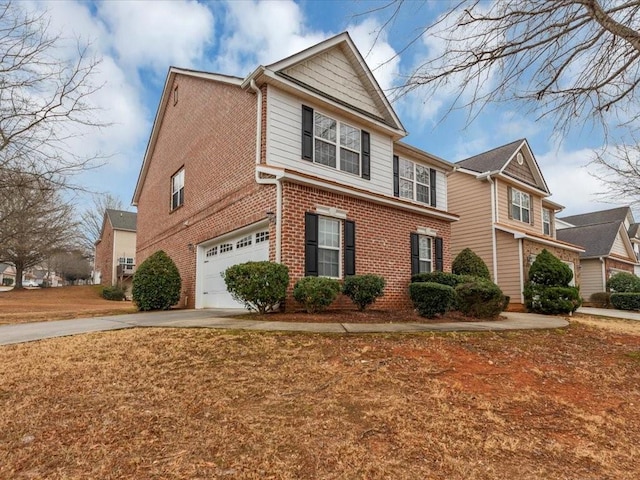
344, 220, 356, 276
305, 212, 318, 276
435, 237, 444, 272
361, 131, 370, 180
528, 194, 534, 226
410, 232, 420, 275
393, 155, 399, 197
301, 105, 314, 161
429, 169, 437, 207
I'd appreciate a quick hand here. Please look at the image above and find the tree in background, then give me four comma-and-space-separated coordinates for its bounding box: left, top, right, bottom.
77, 193, 124, 256
0, 1, 103, 192
0, 171, 77, 288
48, 250, 92, 285
377, 0, 640, 203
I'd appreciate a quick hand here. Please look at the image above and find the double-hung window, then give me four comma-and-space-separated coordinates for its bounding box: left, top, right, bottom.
313, 112, 361, 175
303, 105, 370, 179
543, 208, 551, 235
511, 188, 530, 223
399, 158, 432, 205
418, 235, 432, 273
318, 217, 340, 278
171, 168, 185, 210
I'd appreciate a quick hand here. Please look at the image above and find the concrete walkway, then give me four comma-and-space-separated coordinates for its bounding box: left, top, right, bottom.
0, 310, 569, 346
578, 306, 640, 321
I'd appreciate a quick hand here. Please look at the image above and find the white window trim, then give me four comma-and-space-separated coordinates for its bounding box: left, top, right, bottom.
418, 235, 433, 273
313, 111, 361, 176
542, 207, 552, 236
171, 168, 185, 211
318, 216, 342, 279
511, 188, 531, 224
399, 157, 433, 206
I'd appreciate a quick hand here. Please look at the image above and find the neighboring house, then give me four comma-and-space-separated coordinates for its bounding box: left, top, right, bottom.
132, 32, 460, 310
557, 206, 640, 300
448, 139, 584, 306
0, 263, 16, 286
94, 209, 137, 287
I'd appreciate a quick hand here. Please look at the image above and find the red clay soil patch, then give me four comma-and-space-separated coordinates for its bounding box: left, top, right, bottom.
0, 285, 135, 324
239, 308, 503, 324
0, 322, 639, 479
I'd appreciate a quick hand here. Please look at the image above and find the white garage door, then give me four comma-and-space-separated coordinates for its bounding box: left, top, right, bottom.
200, 229, 270, 308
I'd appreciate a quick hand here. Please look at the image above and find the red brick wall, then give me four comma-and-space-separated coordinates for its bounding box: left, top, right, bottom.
94, 220, 114, 286
136, 74, 275, 308
522, 240, 581, 287
280, 182, 452, 309
605, 258, 634, 275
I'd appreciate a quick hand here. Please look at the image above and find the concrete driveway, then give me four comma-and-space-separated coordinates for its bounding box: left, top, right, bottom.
578, 306, 640, 321
0, 310, 569, 346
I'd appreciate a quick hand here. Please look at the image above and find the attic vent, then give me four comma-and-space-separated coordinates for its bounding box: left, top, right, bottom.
516, 152, 524, 165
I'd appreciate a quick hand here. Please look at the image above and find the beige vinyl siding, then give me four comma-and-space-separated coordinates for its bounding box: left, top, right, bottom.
611, 231, 629, 257
580, 259, 606, 300
112, 230, 136, 285
448, 172, 494, 276
496, 178, 543, 232
495, 230, 522, 301
284, 47, 384, 118
266, 86, 449, 210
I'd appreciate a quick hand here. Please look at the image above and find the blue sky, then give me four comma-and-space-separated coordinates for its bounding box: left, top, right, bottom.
32, 0, 620, 217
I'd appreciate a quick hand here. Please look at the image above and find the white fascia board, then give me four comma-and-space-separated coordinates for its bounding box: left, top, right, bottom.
495, 225, 585, 253
276, 168, 459, 222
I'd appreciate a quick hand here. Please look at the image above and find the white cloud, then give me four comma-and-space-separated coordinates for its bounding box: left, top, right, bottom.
98, 0, 214, 71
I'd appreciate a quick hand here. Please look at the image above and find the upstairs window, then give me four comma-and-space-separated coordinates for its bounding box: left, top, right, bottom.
393, 156, 437, 207
302, 105, 370, 179
543, 208, 552, 235
510, 187, 530, 224
171, 168, 185, 210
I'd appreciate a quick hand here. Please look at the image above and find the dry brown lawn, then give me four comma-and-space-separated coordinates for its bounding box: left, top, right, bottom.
1, 316, 639, 479
0, 286, 135, 324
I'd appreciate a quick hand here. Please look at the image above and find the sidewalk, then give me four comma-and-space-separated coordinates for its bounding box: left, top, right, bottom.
578, 306, 640, 321
0, 310, 569, 346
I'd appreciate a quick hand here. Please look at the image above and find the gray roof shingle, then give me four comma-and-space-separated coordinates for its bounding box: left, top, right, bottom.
106, 209, 137, 232
556, 221, 620, 258
559, 206, 630, 227
455, 139, 524, 173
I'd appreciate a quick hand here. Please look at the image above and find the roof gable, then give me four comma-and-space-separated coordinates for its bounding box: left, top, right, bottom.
266, 32, 404, 132
456, 139, 549, 193
556, 221, 620, 257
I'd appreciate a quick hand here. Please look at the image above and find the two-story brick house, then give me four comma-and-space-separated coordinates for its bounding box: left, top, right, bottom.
448, 139, 584, 307
94, 209, 137, 287
132, 32, 459, 310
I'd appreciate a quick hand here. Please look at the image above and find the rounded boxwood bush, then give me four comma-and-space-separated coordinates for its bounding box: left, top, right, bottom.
528, 249, 573, 287
524, 284, 581, 314
293, 276, 341, 313
606, 272, 640, 293
455, 278, 506, 318
610, 292, 640, 310
411, 271, 461, 287
409, 282, 455, 318
342, 274, 385, 311
589, 292, 611, 308
222, 261, 289, 314
101, 285, 126, 301
132, 250, 181, 311
452, 248, 491, 279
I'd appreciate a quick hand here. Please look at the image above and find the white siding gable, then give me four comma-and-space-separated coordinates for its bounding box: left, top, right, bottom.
611, 229, 630, 257
266, 86, 448, 211
283, 45, 385, 119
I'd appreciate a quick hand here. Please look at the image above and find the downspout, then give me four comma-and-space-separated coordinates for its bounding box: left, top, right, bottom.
600, 256, 606, 291
248, 79, 282, 263
486, 175, 499, 283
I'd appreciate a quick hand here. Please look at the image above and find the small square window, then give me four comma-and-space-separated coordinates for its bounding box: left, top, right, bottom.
171, 168, 185, 210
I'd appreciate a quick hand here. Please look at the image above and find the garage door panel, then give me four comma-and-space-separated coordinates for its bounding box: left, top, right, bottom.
200, 229, 269, 309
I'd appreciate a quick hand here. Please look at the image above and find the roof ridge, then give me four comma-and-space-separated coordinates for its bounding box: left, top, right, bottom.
456, 138, 525, 164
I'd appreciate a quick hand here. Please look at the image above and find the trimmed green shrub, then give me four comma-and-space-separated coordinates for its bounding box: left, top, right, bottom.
610, 292, 640, 311
589, 292, 611, 308
455, 278, 506, 318
411, 271, 461, 287
528, 249, 573, 287
101, 285, 126, 301
342, 274, 386, 311
409, 282, 455, 318
2, 278, 13, 286
293, 276, 341, 313
452, 248, 491, 279
132, 250, 182, 311
606, 272, 640, 293
524, 284, 581, 314
222, 261, 289, 314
